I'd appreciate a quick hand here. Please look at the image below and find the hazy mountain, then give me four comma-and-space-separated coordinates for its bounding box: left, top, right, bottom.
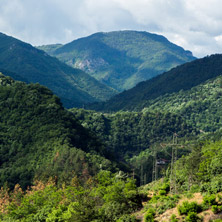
0, 32, 116, 108
90, 54, 222, 111
38, 30, 196, 92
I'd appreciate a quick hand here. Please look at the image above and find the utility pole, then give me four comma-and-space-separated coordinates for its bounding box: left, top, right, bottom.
161, 133, 184, 194
152, 147, 158, 182
140, 164, 144, 186
132, 168, 135, 179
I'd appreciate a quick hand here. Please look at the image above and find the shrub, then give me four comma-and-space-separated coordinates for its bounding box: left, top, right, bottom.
170, 214, 178, 222
203, 194, 217, 206
160, 183, 170, 193
159, 189, 167, 196
144, 213, 154, 222
212, 205, 222, 214
185, 212, 202, 222
190, 185, 200, 193
212, 205, 219, 214
144, 209, 155, 222
145, 194, 179, 215
116, 214, 137, 222
178, 201, 202, 215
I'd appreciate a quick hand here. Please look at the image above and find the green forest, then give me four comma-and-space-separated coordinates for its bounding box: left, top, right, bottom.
0, 73, 116, 190
1, 34, 222, 221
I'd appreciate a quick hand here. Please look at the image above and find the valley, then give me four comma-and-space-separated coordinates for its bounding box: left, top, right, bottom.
0, 30, 222, 221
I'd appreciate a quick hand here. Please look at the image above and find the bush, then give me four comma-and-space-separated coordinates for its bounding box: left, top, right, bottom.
160, 183, 170, 193
190, 185, 200, 193
117, 214, 137, 222
203, 194, 217, 206
144, 213, 154, 222
145, 194, 179, 215
159, 189, 167, 196
212, 205, 219, 214
170, 214, 178, 222
144, 209, 155, 222
178, 201, 202, 215
185, 212, 202, 222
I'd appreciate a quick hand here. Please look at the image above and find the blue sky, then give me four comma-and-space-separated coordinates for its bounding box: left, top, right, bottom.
0, 0, 222, 57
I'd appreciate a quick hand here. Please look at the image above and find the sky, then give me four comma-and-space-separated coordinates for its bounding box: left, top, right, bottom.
0, 0, 222, 58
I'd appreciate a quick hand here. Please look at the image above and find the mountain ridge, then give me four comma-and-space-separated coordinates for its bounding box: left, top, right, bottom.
0, 32, 116, 108
38, 30, 196, 92
89, 54, 222, 112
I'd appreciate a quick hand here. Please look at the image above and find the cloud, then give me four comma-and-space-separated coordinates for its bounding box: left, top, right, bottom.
0, 0, 222, 57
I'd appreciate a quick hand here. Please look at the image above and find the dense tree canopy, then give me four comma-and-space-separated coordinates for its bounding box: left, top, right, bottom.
0, 73, 114, 189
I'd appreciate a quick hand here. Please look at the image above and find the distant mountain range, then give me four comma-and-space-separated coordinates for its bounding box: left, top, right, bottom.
90, 54, 222, 111
0, 32, 116, 108
38, 30, 196, 92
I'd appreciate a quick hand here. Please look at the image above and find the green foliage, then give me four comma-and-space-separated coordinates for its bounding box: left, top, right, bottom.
140, 75, 222, 133
116, 214, 137, 222
212, 205, 220, 214
144, 209, 155, 222
174, 138, 222, 194
0, 75, 114, 189
71, 108, 195, 158
170, 214, 178, 222
185, 212, 202, 222
70, 108, 195, 183
145, 194, 179, 215
90, 54, 222, 112
160, 183, 170, 192
0, 171, 141, 222
0, 32, 116, 108
203, 194, 217, 206
159, 189, 167, 196
178, 201, 202, 215
39, 30, 195, 92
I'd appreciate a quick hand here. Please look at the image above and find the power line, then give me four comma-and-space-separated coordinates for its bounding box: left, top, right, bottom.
160, 133, 185, 194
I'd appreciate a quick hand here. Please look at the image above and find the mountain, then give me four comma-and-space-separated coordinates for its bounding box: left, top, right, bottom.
90, 54, 222, 112
38, 30, 195, 92
0, 32, 116, 108
142, 75, 222, 133
0, 73, 114, 189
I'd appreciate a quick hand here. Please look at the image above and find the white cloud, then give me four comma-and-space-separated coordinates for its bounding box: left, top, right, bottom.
0, 0, 222, 57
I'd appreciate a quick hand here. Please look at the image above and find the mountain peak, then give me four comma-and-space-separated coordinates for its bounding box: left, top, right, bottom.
39, 30, 195, 92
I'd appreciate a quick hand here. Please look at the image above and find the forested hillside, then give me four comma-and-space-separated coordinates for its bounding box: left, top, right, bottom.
70, 108, 196, 159
91, 54, 222, 111
38, 31, 195, 91
0, 32, 116, 108
142, 75, 222, 132
0, 73, 114, 190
